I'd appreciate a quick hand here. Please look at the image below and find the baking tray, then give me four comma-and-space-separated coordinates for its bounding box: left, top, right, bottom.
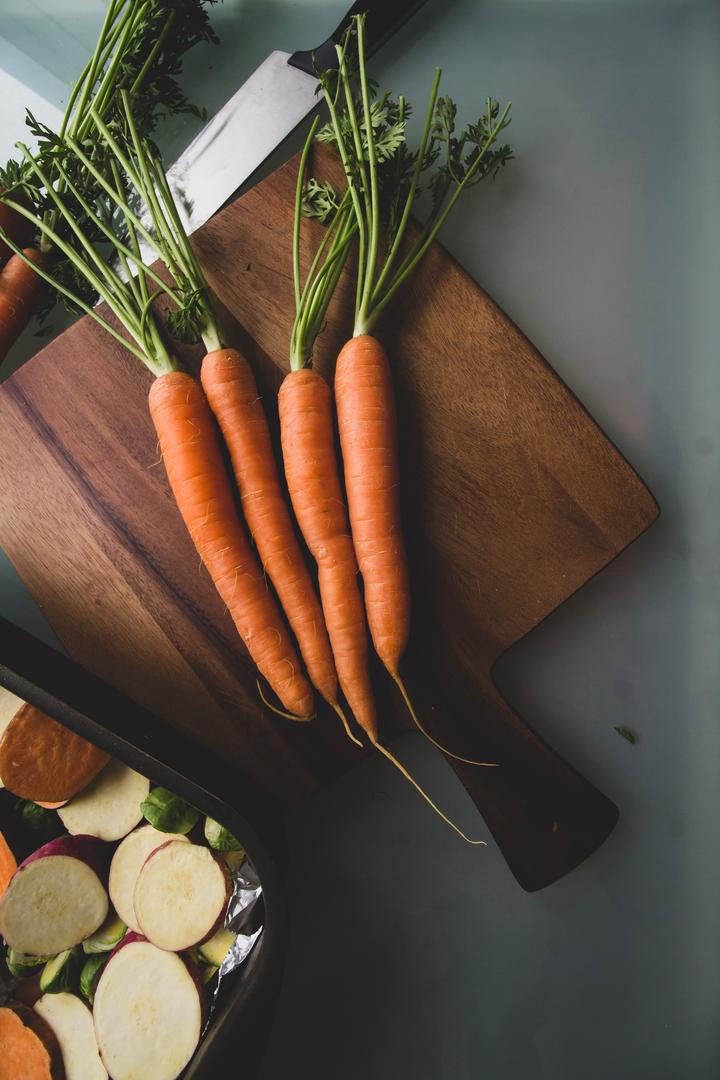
0, 613, 287, 1079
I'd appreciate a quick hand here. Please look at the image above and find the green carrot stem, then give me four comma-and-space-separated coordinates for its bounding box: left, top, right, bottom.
52, 155, 177, 305
0, 221, 153, 366
354, 15, 380, 331
370, 69, 441, 305
15, 148, 139, 328
368, 102, 512, 329
128, 8, 176, 96
294, 115, 320, 311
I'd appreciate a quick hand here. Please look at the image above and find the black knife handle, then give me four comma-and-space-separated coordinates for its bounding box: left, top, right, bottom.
288, 0, 429, 76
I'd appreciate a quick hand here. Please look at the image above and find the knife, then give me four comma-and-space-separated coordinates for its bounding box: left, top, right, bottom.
167, 0, 429, 235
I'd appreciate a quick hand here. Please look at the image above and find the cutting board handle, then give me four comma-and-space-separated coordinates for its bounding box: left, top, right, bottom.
289, 0, 429, 75
404, 664, 619, 891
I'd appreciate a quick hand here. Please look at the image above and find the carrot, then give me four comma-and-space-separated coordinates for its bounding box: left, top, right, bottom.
0, 249, 45, 362
201, 348, 341, 714
0, 198, 33, 267
149, 370, 314, 718
314, 16, 511, 766
278, 367, 376, 738
335, 335, 410, 676
0, 830, 17, 897
0, 1003, 64, 1080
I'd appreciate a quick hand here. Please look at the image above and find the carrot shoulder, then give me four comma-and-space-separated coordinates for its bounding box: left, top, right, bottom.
149, 370, 313, 718
201, 348, 339, 707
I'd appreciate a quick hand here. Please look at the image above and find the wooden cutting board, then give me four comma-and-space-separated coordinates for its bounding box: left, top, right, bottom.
0, 147, 658, 890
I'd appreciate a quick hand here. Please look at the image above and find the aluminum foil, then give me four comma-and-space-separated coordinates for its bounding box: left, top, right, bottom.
206, 853, 264, 1020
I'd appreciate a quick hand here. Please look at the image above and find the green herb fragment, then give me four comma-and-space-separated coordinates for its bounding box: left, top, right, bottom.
6, 947, 53, 980
19, 801, 64, 841
40, 947, 81, 994
614, 726, 637, 745
141, 787, 199, 834
204, 817, 244, 853
80, 953, 108, 1006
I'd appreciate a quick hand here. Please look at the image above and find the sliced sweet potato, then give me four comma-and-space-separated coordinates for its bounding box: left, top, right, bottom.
0, 1002, 65, 1079
0, 829, 17, 897
0, 705, 109, 802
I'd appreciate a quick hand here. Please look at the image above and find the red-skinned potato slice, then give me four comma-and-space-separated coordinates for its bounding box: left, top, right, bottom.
0, 1002, 65, 1080
34, 994, 107, 1080
0, 836, 109, 955
58, 760, 149, 842
0, 704, 109, 802
93, 938, 203, 1080
109, 826, 190, 933
134, 840, 231, 951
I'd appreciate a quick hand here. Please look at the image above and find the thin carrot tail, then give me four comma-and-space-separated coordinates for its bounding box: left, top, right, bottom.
256, 679, 314, 723
331, 700, 364, 748
391, 672, 498, 768
370, 738, 487, 845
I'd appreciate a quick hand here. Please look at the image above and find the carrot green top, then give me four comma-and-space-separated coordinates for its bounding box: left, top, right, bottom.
291, 13, 514, 355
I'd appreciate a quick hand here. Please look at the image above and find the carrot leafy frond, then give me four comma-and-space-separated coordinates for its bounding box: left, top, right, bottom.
316, 14, 514, 337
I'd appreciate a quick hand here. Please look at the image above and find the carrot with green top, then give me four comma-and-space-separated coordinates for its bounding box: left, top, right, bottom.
281, 67, 490, 844
316, 16, 512, 762
0, 102, 313, 720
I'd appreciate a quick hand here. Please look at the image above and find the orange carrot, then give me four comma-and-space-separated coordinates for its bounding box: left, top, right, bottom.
0, 198, 34, 267
0, 249, 45, 362
335, 335, 410, 677
279, 367, 377, 740
334, 334, 497, 767
149, 370, 314, 719
0, 830, 17, 898
201, 348, 340, 712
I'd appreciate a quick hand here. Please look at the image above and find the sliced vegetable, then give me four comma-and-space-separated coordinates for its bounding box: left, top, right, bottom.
134, 840, 230, 951
140, 788, 198, 835
93, 937, 203, 1080
81, 913, 126, 955
0, 836, 109, 955
0, 687, 23, 785
197, 925, 236, 968
34, 993, 107, 1080
58, 761, 149, 842
39, 949, 80, 995
224, 849, 246, 874
6, 948, 53, 980
108, 825, 190, 934
79, 955, 107, 1007
0, 704, 110, 803
0, 1001, 65, 1080
0, 828, 17, 896
203, 816, 243, 853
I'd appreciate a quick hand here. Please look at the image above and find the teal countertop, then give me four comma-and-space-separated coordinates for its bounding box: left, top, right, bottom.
1, 2, 719, 1076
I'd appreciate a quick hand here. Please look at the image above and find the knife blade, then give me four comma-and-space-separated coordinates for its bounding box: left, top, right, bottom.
166, 0, 429, 235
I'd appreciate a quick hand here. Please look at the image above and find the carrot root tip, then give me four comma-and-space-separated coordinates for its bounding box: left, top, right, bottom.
331, 702, 364, 748
256, 679, 314, 722
391, 673, 498, 769
370, 738, 487, 846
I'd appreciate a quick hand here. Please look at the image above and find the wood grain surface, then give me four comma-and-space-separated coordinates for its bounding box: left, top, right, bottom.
0, 147, 658, 890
